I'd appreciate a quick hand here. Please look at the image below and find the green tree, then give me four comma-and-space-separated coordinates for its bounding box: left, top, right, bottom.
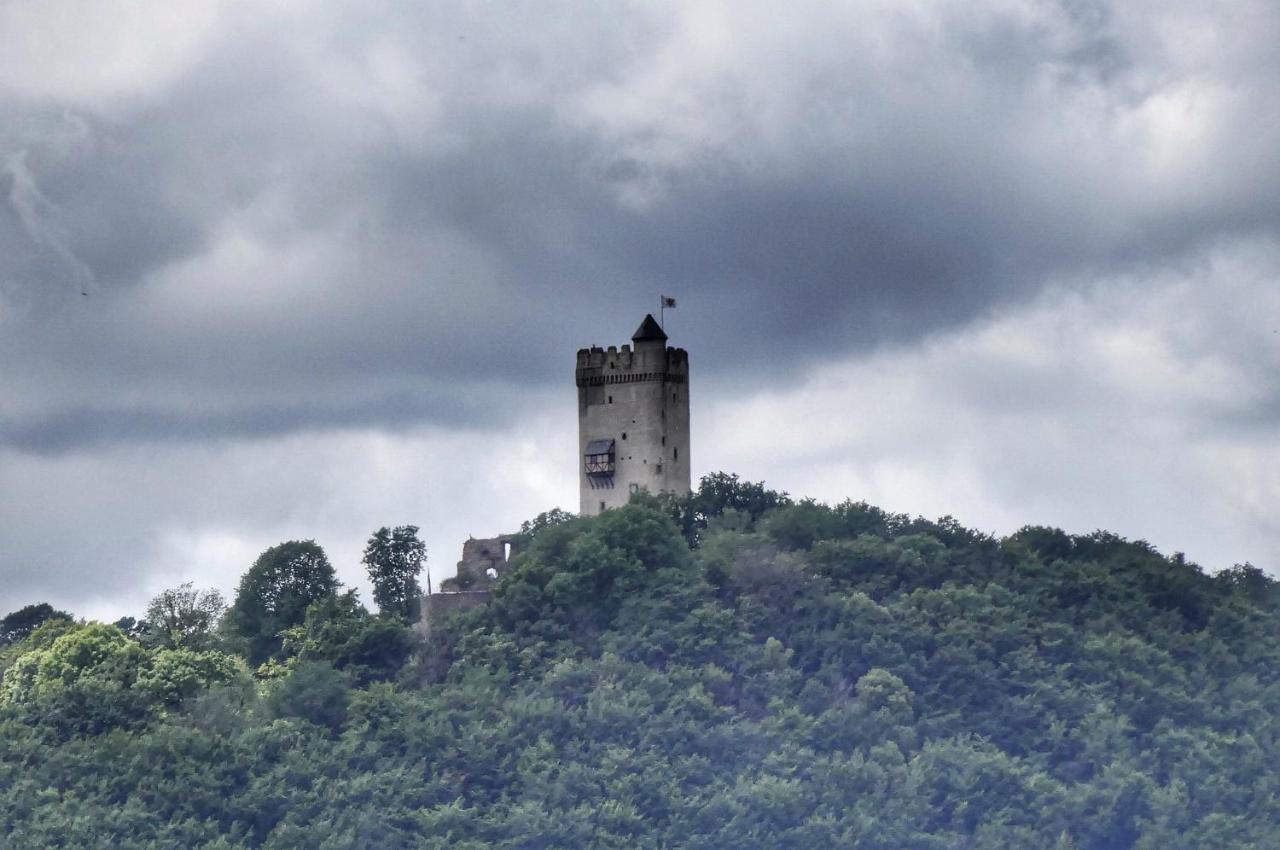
0, 615, 78, 677
142, 582, 227, 650
362, 526, 426, 621
515, 508, 577, 546
493, 501, 693, 635
1214, 562, 1276, 606
135, 647, 246, 706
280, 592, 413, 684
226, 540, 340, 665
266, 660, 351, 730
695, 472, 790, 526
762, 499, 846, 550
0, 622, 153, 736
0, 602, 73, 646
659, 472, 791, 547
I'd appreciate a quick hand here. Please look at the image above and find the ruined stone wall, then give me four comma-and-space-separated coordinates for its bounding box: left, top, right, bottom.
442, 535, 511, 591
415, 590, 493, 638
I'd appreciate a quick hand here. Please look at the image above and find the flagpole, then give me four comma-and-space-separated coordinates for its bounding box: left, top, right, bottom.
659, 295, 676, 330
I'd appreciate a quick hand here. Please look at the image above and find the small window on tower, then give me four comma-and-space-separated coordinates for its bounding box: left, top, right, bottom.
608, 395, 613, 404
600, 501, 606, 512
621, 432, 627, 440
674, 447, 679, 460
655, 464, 663, 475
661, 436, 666, 446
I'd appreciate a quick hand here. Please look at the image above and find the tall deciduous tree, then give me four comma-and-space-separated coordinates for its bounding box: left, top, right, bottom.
142, 582, 227, 651
0, 602, 73, 646
227, 540, 340, 664
361, 526, 425, 621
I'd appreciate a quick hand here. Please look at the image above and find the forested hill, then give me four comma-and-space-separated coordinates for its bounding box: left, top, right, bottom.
2, 475, 1279, 848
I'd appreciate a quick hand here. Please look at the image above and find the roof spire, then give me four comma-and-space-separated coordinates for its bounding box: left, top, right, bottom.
632, 313, 668, 343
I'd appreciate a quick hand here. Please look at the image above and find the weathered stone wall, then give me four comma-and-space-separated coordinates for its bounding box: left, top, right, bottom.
415, 590, 493, 638
442, 535, 511, 591
576, 329, 691, 515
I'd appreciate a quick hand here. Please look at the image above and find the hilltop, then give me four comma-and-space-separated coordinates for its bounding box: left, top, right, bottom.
1, 473, 1277, 848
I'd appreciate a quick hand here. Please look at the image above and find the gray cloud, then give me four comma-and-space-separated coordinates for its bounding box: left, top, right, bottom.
4, 150, 96, 295
699, 239, 1280, 570
1, 0, 1277, 452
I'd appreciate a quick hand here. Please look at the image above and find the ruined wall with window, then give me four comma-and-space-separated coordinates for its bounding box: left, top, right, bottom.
418, 535, 516, 636
440, 535, 513, 592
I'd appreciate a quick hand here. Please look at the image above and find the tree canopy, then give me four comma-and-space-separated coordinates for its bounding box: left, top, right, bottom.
142, 582, 227, 651
1, 477, 1279, 848
225, 540, 340, 665
361, 525, 425, 622
0, 602, 72, 646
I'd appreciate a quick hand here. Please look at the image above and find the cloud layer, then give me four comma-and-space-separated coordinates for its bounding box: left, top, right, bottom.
701, 237, 1280, 571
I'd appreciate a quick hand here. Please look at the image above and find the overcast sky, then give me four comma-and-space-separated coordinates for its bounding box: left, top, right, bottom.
2, 0, 1278, 620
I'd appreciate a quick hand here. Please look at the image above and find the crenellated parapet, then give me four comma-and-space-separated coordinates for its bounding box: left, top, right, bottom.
575, 346, 689, 386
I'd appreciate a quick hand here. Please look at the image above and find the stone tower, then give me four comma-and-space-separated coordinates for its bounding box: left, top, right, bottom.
576, 314, 691, 515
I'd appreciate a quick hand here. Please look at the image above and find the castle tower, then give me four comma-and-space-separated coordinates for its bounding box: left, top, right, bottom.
576, 314, 691, 515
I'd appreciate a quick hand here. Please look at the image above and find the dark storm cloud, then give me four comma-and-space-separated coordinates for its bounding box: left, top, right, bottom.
2, 0, 1279, 452
0, 387, 510, 455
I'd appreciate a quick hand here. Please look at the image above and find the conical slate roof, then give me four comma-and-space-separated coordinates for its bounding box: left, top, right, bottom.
632, 313, 668, 342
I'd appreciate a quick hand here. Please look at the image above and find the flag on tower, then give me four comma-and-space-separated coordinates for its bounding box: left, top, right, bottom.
661, 296, 677, 308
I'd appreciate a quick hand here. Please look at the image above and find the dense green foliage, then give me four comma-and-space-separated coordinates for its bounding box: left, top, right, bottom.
0, 619, 246, 739
362, 526, 426, 622
226, 540, 341, 665
0, 603, 72, 647
141, 582, 228, 651
2, 477, 1279, 848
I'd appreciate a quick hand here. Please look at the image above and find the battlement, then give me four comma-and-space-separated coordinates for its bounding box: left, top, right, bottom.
575, 345, 689, 386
